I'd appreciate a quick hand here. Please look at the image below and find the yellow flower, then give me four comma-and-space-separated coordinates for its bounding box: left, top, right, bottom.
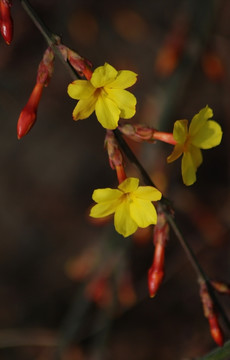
90, 177, 162, 237
167, 106, 222, 186
67, 62, 137, 130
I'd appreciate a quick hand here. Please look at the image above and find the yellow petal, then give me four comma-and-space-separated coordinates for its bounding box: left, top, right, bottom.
181, 152, 197, 186
95, 95, 120, 129
106, 88, 136, 119
108, 70, 138, 89
92, 188, 122, 203
167, 144, 183, 163
130, 198, 157, 227
189, 106, 213, 137
114, 200, 138, 237
190, 120, 223, 149
118, 177, 139, 193
67, 80, 95, 99
133, 186, 162, 201
90, 63, 117, 88
173, 120, 188, 144
90, 200, 120, 218
189, 144, 203, 168
72, 97, 96, 120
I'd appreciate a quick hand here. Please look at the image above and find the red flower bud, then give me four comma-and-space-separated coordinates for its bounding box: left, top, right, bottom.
17, 82, 43, 139
104, 130, 127, 183
0, 0, 13, 45
148, 213, 169, 297
58, 44, 93, 79
211, 280, 230, 295
199, 280, 224, 346
208, 315, 224, 347
17, 48, 54, 139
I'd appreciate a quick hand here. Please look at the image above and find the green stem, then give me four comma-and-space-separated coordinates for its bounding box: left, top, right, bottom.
19, 0, 230, 334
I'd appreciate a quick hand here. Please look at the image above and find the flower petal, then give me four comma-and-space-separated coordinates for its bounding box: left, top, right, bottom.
118, 177, 139, 193
133, 186, 162, 201
167, 144, 184, 163
72, 97, 96, 120
190, 120, 223, 149
114, 201, 138, 237
181, 152, 197, 186
189, 144, 203, 168
130, 198, 157, 227
95, 95, 120, 129
90, 200, 120, 218
108, 70, 138, 89
92, 188, 122, 203
189, 106, 213, 137
173, 119, 188, 144
106, 88, 136, 119
91, 63, 117, 88
67, 80, 95, 99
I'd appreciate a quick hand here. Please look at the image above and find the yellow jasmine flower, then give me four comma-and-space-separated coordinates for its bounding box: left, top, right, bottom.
67, 62, 137, 130
90, 177, 162, 237
167, 106, 222, 186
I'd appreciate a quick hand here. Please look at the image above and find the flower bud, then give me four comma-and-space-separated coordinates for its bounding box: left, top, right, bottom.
148, 212, 169, 297
208, 315, 224, 347
105, 130, 126, 183
17, 48, 54, 139
0, 0, 13, 45
119, 124, 176, 145
17, 82, 43, 139
199, 280, 224, 346
58, 44, 93, 80
211, 280, 230, 295
37, 47, 54, 86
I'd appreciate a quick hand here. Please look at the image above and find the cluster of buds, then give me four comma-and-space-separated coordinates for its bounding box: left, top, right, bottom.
148, 211, 169, 297
199, 279, 224, 346
0, 0, 13, 44
17, 47, 54, 139
119, 123, 176, 145
105, 130, 127, 184
58, 44, 93, 80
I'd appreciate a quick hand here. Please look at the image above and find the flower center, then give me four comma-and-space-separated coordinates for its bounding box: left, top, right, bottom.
94, 87, 107, 98
183, 135, 191, 152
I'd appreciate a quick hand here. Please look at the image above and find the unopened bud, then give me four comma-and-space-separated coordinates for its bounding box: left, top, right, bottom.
0, 0, 13, 45
211, 280, 230, 295
58, 44, 93, 79
148, 212, 169, 297
17, 82, 43, 139
208, 316, 224, 347
17, 48, 54, 139
119, 124, 155, 142
37, 47, 54, 86
119, 124, 176, 145
199, 280, 224, 346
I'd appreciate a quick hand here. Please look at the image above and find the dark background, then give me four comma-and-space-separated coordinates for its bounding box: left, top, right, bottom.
0, 0, 229, 359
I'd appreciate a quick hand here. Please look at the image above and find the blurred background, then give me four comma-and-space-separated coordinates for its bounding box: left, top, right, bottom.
0, 0, 229, 359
